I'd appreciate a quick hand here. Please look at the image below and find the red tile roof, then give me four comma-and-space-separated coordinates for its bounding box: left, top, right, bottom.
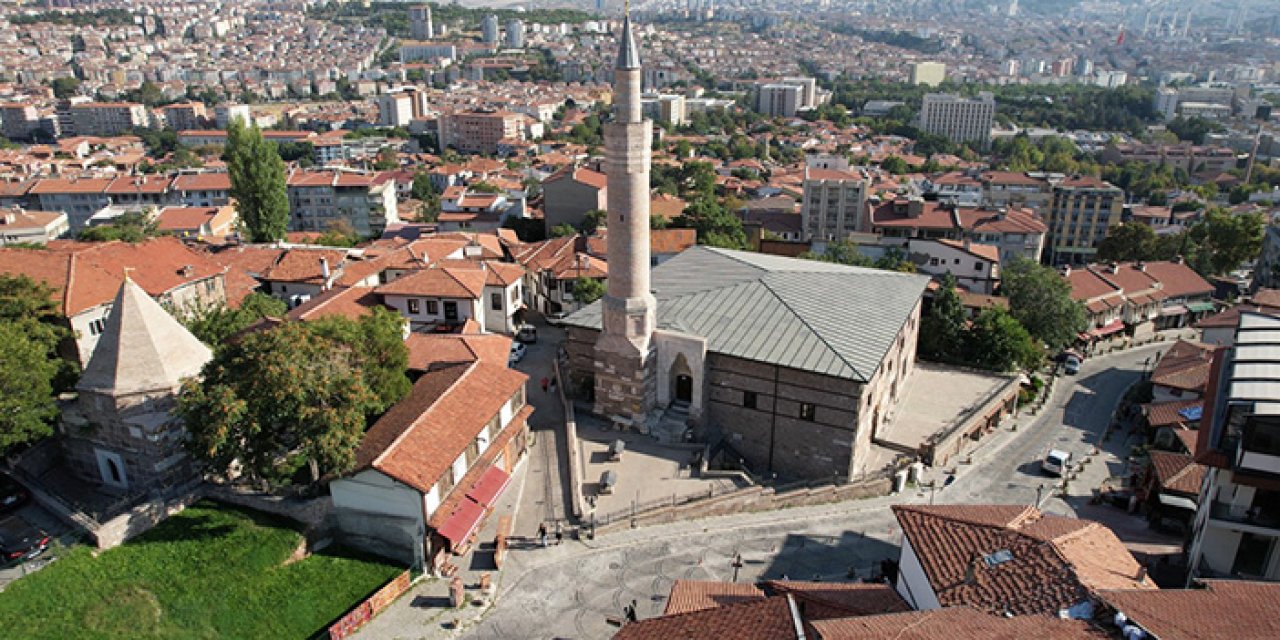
1099, 580, 1280, 640
809, 606, 1106, 639
375, 265, 487, 299
405, 332, 511, 372
892, 504, 1153, 617
285, 285, 381, 322
613, 595, 799, 640
0, 237, 222, 315
260, 248, 349, 285
1141, 399, 1202, 428
1150, 340, 1214, 392
764, 581, 909, 619
663, 580, 766, 615
354, 361, 528, 493
1148, 450, 1206, 496
171, 172, 231, 191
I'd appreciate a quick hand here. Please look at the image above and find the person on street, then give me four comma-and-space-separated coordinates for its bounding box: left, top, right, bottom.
540, 376, 549, 393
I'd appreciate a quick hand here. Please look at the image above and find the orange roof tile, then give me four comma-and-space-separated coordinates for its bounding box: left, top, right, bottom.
613, 596, 797, 640
375, 265, 487, 299
354, 361, 528, 493
1099, 580, 1280, 640
1150, 340, 1214, 392
663, 580, 766, 615
809, 606, 1106, 639
1148, 450, 1206, 496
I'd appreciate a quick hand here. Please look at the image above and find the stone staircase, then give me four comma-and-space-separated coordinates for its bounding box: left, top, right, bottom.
647, 400, 691, 444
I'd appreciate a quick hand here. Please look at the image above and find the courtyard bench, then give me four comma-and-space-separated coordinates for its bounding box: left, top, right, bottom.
600, 469, 618, 494
608, 439, 626, 461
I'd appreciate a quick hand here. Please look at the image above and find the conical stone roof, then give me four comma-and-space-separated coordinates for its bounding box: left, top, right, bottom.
77, 278, 213, 397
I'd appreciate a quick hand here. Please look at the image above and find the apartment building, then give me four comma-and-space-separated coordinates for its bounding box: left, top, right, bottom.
408, 4, 433, 41
29, 177, 114, 229
801, 166, 867, 241
377, 87, 429, 128
1188, 312, 1280, 583
1101, 143, 1239, 175
286, 170, 399, 237
641, 94, 687, 126
980, 171, 1055, 210
1045, 176, 1125, 265
161, 102, 208, 131
869, 198, 1047, 264
214, 104, 252, 129
756, 83, 803, 117
399, 41, 458, 63
438, 110, 527, 155
0, 208, 69, 246
69, 102, 149, 136
918, 92, 996, 147
908, 61, 946, 87
0, 104, 42, 141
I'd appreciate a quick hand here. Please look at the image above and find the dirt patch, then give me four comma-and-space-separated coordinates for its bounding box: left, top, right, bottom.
281, 538, 310, 566
84, 585, 162, 633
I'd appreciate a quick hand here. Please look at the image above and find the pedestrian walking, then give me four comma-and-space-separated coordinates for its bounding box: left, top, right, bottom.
537, 523, 548, 547
554, 521, 563, 545
549, 376, 557, 393
540, 376, 549, 392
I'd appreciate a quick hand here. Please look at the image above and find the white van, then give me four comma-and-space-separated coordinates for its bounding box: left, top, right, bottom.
1042, 449, 1071, 476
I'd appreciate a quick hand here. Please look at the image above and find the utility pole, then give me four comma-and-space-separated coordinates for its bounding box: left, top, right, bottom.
731, 552, 744, 582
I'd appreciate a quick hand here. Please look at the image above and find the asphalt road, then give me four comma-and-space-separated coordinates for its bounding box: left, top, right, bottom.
454, 344, 1172, 640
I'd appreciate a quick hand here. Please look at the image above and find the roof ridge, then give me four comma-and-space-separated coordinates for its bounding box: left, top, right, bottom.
372, 361, 478, 469
758, 276, 866, 380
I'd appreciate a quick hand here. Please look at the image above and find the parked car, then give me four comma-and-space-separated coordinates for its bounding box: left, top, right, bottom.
545, 311, 568, 326
1063, 355, 1081, 375
509, 342, 527, 366
0, 473, 31, 516
1042, 449, 1072, 476
516, 324, 538, 344
0, 517, 49, 565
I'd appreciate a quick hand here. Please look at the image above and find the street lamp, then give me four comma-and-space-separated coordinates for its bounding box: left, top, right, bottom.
1141, 357, 1152, 379
731, 552, 744, 583
1035, 484, 1045, 507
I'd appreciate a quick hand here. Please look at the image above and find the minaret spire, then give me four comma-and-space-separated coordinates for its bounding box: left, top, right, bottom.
592, 9, 657, 426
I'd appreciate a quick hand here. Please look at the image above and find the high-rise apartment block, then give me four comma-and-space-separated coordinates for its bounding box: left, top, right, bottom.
69, 102, 149, 137
0, 104, 42, 141
908, 61, 946, 87
438, 110, 527, 155
482, 15, 500, 44
161, 102, 208, 131
755, 77, 819, 117
1045, 176, 1124, 265
641, 94, 687, 126
215, 104, 252, 129
802, 167, 868, 241
918, 92, 995, 147
505, 19, 525, 48
409, 5, 433, 41
377, 87, 429, 128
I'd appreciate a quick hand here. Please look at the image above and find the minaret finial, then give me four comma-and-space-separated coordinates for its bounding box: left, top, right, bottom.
616, 3, 640, 69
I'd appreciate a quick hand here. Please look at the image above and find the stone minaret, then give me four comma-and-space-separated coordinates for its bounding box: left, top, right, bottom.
593, 13, 657, 426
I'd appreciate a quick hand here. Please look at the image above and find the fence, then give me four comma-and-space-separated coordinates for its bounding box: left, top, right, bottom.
591, 470, 894, 536
553, 356, 586, 520
324, 570, 413, 640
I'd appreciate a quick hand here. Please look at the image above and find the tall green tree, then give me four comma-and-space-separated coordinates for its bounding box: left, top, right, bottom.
1000, 258, 1086, 350
801, 240, 874, 266
963, 308, 1043, 372
177, 322, 377, 489
182, 292, 288, 346
0, 275, 78, 453
1187, 209, 1265, 276
918, 273, 966, 363
226, 118, 289, 242
1096, 223, 1158, 262
305, 308, 411, 413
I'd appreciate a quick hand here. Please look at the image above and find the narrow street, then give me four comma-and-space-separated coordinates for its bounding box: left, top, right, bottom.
447, 342, 1178, 639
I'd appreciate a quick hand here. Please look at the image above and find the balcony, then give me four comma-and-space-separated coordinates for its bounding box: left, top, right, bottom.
1210, 500, 1280, 531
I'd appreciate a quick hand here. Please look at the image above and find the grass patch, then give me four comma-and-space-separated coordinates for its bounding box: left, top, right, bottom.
0, 501, 401, 640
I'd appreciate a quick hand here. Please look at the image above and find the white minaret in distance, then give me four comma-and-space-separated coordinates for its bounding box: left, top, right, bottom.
593, 10, 657, 425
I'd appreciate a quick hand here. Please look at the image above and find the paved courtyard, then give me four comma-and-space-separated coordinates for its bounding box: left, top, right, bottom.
575, 413, 748, 525
876, 362, 1014, 454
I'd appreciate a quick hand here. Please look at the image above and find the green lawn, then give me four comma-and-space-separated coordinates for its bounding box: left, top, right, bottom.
0, 501, 401, 639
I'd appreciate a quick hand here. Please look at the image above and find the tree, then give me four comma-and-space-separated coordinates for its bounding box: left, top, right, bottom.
551, 223, 578, 238
1187, 208, 1265, 275
276, 141, 315, 164
313, 219, 361, 248
304, 308, 411, 413
50, 76, 81, 99
880, 155, 909, 174
77, 211, 161, 243
672, 196, 748, 249
0, 323, 59, 455
918, 274, 966, 363
572, 276, 605, 305
372, 146, 399, 170
226, 118, 289, 242
1096, 223, 1158, 262
177, 322, 378, 490
963, 308, 1043, 372
1000, 258, 1086, 350
0, 275, 79, 454
183, 292, 288, 346
579, 209, 607, 235
410, 171, 437, 201
874, 247, 917, 273
801, 240, 874, 266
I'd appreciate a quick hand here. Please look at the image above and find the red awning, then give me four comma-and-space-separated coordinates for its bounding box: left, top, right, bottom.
466, 466, 511, 509
1091, 319, 1125, 338
436, 498, 486, 547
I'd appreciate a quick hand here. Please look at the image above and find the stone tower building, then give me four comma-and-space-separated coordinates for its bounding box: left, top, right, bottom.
592, 14, 658, 426
61, 278, 211, 493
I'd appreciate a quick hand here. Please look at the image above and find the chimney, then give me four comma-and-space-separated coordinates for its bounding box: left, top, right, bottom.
996, 207, 1007, 220
965, 555, 979, 584
1109, 262, 1120, 274
1136, 566, 1148, 584
1136, 262, 1146, 272
1060, 265, 1072, 277
1173, 255, 1185, 265
320, 257, 331, 281
180, 264, 195, 278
